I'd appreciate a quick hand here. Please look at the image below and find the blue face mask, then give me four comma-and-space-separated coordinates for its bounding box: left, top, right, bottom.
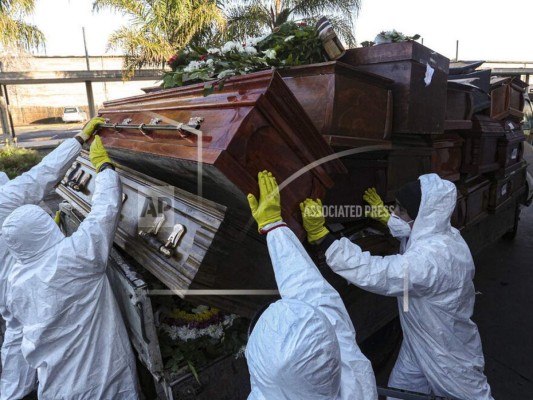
387, 214, 413, 238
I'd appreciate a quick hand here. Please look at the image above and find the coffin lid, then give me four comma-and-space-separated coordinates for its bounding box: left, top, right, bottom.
96, 70, 347, 239
277, 60, 394, 87
340, 41, 449, 73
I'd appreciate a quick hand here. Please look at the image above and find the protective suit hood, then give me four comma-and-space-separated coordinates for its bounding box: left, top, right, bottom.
2, 204, 64, 263
246, 299, 341, 399
410, 174, 457, 243
0, 171, 9, 185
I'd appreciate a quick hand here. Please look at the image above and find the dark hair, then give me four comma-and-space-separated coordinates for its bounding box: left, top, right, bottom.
396, 180, 422, 219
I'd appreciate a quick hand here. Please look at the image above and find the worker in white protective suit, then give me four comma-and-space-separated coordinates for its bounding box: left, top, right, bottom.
0, 117, 104, 399
2, 135, 140, 399
300, 173, 493, 400
245, 170, 377, 400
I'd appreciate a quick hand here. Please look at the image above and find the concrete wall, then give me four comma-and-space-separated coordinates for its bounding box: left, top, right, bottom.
1, 55, 161, 125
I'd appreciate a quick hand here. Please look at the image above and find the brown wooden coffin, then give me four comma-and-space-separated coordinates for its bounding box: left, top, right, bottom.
460, 115, 503, 175
340, 42, 449, 134
497, 120, 525, 170
431, 134, 464, 182
445, 84, 474, 131
489, 76, 528, 121
393, 133, 463, 182
488, 161, 527, 212
95, 70, 346, 238
457, 176, 491, 225
488, 161, 528, 213
488, 174, 513, 212
278, 61, 394, 141
321, 139, 431, 215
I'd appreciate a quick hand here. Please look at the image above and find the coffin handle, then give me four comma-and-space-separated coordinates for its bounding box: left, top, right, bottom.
135, 301, 151, 344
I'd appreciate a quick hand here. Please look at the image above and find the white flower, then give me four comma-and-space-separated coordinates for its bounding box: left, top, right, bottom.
284, 35, 295, 42
207, 47, 221, 55
177, 326, 198, 341
162, 322, 225, 342
221, 41, 240, 53
247, 35, 268, 46
244, 46, 257, 55
263, 49, 276, 59
206, 324, 224, 340
183, 60, 205, 73
235, 345, 246, 359
223, 314, 239, 327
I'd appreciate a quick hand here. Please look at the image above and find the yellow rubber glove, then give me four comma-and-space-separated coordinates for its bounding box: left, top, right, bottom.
247, 171, 282, 232
75, 116, 106, 143
53, 211, 61, 226
363, 187, 390, 225
299, 198, 329, 243
90, 135, 113, 172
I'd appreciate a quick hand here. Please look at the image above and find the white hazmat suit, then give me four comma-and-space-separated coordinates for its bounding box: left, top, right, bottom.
0, 138, 82, 399
246, 221, 377, 400
325, 173, 493, 399
3, 168, 139, 399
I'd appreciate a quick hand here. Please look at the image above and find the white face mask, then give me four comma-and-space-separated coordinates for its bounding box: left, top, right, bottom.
387, 214, 413, 238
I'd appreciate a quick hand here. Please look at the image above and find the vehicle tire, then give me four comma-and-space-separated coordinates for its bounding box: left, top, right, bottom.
503, 206, 521, 240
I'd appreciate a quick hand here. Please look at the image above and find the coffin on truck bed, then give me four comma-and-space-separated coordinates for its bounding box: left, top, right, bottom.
96, 70, 346, 238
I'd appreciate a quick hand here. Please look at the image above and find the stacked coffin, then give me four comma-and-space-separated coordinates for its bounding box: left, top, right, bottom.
338, 48, 528, 230
328, 41, 448, 211
445, 63, 528, 227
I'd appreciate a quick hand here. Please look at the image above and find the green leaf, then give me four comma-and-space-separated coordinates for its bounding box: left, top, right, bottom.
188, 361, 201, 385
172, 73, 183, 86
203, 84, 214, 97
163, 74, 175, 89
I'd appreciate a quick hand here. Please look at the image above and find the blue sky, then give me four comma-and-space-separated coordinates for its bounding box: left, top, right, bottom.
25, 0, 533, 62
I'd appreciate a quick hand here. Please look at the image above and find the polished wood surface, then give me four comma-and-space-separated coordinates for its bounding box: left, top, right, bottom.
97, 70, 346, 238
340, 42, 449, 134
278, 61, 393, 140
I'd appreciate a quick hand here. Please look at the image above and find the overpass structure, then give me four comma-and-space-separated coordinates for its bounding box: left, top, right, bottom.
0, 69, 163, 140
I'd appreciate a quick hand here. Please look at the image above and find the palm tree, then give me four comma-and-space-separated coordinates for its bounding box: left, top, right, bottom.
0, 0, 45, 51
93, 0, 225, 77
220, 0, 360, 47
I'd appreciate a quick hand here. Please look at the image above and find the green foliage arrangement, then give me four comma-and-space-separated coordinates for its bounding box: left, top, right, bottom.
163, 21, 327, 95
0, 145, 42, 179
157, 299, 249, 383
